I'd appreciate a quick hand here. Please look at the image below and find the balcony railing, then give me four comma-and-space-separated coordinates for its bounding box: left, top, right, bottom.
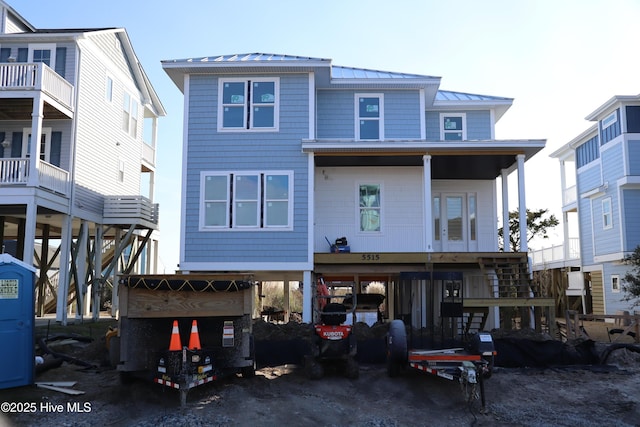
530, 238, 580, 266
142, 142, 155, 167
0, 158, 69, 195
0, 63, 74, 111
103, 195, 159, 227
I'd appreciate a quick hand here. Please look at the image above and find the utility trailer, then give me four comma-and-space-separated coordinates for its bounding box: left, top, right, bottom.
111, 274, 256, 406
386, 319, 496, 409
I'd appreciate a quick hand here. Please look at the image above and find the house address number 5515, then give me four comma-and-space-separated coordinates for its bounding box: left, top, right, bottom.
361, 254, 380, 261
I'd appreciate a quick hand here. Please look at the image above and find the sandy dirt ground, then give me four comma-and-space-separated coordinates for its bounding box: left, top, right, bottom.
1, 321, 639, 427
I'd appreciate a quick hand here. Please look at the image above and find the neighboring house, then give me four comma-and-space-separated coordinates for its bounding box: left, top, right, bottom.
0, 2, 165, 324
542, 95, 640, 317
162, 53, 548, 334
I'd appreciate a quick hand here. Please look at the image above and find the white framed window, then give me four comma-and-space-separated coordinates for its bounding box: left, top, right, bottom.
602, 197, 613, 229
22, 127, 52, 161
200, 171, 293, 230
440, 113, 466, 141
118, 159, 125, 182
28, 43, 55, 69
433, 196, 441, 241
218, 78, 279, 131
106, 75, 113, 103
355, 94, 384, 140
122, 92, 138, 138
611, 275, 620, 293
359, 184, 381, 232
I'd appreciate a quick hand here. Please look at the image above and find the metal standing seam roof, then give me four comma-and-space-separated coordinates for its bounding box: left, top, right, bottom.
331, 65, 439, 80
436, 90, 512, 102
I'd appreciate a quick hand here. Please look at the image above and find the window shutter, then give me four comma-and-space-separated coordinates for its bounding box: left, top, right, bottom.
50, 131, 62, 167
11, 132, 22, 157
17, 48, 28, 62
0, 48, 10, 62
55, 47, 66, 77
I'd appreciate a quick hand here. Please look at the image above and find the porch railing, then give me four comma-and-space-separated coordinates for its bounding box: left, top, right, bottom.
103, 195, 159, 226
530, 238, 580, 266
0, 158, 70, 195
0, 63, 74, 111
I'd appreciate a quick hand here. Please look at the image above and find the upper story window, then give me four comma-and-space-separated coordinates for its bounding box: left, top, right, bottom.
356, 94, 384, 140
122, 92, 138, 138
611, 275, 620, 293
218, 78, 279, 132
602, 197, 613, 230
359, 184, 381, 232
201, 171, 292, 230
576, 135, 599, 168
28, 44, 55, 69
601, 111, 617, 129
440, 113, 466, 141
106, 76, 113, 103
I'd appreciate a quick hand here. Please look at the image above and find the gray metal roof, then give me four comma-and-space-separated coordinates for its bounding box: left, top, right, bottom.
167, 52, 331, 64
436, 90, 512, 102
331, 65, 439, 80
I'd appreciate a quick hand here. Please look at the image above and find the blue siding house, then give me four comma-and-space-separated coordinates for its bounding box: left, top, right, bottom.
163, 53, 548, 331
549, 95, 640, 316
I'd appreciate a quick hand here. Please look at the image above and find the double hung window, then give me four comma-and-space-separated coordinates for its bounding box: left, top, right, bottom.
201, 171, 292, 230
359, 184, 381, 232
219, 78, 279, 131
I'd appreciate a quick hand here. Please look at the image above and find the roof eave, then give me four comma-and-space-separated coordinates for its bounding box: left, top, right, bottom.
585, 95, 640, 121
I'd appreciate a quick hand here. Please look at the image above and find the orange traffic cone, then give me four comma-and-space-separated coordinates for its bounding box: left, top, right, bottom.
188, 320, 202, 350
169, 320, 182, 351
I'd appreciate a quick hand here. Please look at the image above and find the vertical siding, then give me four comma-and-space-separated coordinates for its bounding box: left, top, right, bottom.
183, 73, 310, 263
600, 108, 620, 144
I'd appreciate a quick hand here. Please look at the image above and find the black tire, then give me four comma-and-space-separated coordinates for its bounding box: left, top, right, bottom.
345, 357, 359, 379
387, 319, 408, 364
241, 361, 256, 378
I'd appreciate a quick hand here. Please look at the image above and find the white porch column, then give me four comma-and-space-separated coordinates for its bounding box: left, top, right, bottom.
517, 154, 528, 253
302, 270, 312, 323
559, 160, 570, 260
501, 169, 510, 252
423, 155, 433, 252
283, 280, 290, 323
27, 94, 44, 187
56, 216, 73, 325
22, 201, 36, 266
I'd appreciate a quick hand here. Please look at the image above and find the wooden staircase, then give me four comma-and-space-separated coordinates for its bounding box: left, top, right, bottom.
461, 307, 489, 337
478, 256, 538, 298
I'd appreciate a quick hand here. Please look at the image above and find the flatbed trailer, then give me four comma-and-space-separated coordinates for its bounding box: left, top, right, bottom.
111, 274, 256, 406
387, 319, 495, 409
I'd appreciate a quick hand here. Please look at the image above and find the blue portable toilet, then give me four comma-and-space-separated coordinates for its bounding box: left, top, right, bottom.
0, 254, 36, 389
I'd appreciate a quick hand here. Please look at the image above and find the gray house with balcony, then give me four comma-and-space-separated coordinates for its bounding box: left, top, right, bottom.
0, 1, 165, 323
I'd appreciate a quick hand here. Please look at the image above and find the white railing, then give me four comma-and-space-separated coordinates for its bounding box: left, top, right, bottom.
142, 142, 155, 166
38, 160, 70, 195
530, 237, 581, 265
0, 63, 74, 111
0, 158, 70, 195
103, 195, 159, 225
0, 158, 29, 184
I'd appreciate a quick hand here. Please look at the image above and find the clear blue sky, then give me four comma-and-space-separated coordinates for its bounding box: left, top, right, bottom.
13, 0, 640, 271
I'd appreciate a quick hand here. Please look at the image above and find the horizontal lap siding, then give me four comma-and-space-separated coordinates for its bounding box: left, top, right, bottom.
384, 91, 421, 139
593, 143, 622, 256
425, 110, 491, 140
183, 74, 309, 264
628, 140, 640, 175
74, 39, 140, 197
317, 90, 421, 140
314, 167, 424, 252
622, 189, 640, 251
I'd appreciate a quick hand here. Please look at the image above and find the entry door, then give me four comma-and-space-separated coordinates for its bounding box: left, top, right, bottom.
441, 194, 467, 252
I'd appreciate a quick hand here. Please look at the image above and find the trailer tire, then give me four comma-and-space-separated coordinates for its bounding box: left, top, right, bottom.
387, 319, 408, 364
